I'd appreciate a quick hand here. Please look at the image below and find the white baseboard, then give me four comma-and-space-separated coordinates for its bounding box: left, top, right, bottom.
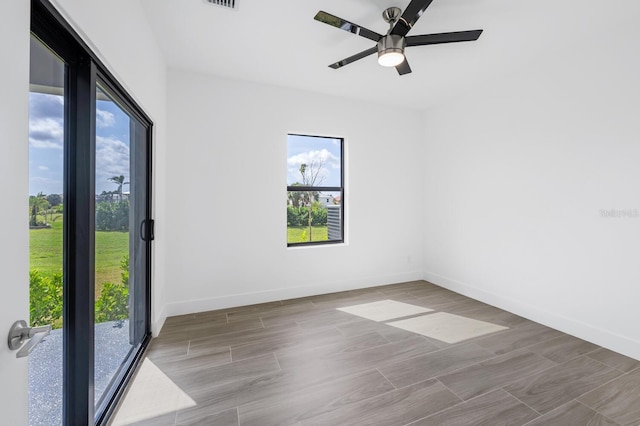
163, 271, 423, 320
151, 305, 167, 337
423, 270, 640, 361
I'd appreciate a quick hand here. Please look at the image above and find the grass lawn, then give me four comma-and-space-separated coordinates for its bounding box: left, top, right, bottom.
30, 216, 128, 294
287, 226, 328, 244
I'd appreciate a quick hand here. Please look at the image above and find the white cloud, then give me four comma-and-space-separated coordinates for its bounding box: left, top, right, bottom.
287, 149, 339, 168
96, 136, 130, 189
30, 139, 63, 149
29, 117, 63, 150
96, 109, 115, 128
287, 149, 340, 186
38, 165, 49, 171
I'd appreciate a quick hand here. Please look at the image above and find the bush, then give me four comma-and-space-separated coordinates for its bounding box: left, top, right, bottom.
95, 254, 129, 323
96, 200, 129, 231
95, 282, 129, 323
311, 207, 327, 226
30, 270, 63, 329
29, 254, 130, 328
287, 205, 328, 227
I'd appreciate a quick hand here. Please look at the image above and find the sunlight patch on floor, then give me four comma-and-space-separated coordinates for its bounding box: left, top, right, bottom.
111, 358, 196, 425
337, 299, 432, 322
388, 312, 509, 344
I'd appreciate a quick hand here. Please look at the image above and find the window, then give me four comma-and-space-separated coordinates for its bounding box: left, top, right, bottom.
287, 134, 344, 246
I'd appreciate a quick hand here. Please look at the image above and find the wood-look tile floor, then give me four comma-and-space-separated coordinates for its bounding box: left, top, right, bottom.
114, 281, 640, 426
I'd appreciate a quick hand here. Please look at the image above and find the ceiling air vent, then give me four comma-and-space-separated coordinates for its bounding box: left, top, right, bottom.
203, 0, 237, 10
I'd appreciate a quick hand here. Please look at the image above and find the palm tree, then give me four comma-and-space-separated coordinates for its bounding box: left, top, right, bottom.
108, 175, 129, 201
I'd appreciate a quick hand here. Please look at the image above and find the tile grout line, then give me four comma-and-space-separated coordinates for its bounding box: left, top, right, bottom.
273, 352, 282, 371
434, 377, 465, 403
505, 355, 625, 420
582, 346, 605, 358
586, 355, 640, 375
574, 360, 637, 412
626, 364, 640, 374
394, 379, 467, 425
388, 343, 498, 381
375, 368, 397, 390
573, 399, 621, 425
374, 342, 494, 381
578, 355, 628, 392
429, 349, 560, 404
500, 386, 543, 417
306, 371, 430, 416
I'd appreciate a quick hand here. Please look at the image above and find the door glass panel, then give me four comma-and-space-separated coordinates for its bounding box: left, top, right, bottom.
94, 83, 148, 410
28, 35, 65, 426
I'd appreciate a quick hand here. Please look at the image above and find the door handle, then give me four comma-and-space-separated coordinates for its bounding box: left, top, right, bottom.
139, 219, 155, 241
7, 320, 51, 358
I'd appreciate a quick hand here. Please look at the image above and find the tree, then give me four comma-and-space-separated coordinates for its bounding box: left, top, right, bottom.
29, 192, 50, 226
46, 193, 62, 207
109, 175, 129, 200
46, 193, 62, 221
298, 161, 325, 240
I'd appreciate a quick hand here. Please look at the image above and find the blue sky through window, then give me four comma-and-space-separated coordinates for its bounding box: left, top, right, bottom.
28, 91, 131, 196
287, 134, 341, 187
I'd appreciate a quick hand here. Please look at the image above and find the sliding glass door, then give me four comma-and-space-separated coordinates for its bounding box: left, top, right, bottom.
93, 81, 152, 417
26, 1, 153, 424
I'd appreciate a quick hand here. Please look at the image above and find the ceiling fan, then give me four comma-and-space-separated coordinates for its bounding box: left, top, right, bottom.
314, 0, 483, 75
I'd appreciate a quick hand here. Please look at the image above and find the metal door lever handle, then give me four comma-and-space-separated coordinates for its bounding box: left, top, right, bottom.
7, 320, 52, 358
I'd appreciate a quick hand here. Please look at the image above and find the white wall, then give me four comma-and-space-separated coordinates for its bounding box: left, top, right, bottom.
164, 69, 424, 315
0, 1, 31, 423
52, 0, 169, 332
422, 15, 640, 358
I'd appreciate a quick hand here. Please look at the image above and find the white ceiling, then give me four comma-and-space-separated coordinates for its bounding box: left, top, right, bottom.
140, 0, 638, 110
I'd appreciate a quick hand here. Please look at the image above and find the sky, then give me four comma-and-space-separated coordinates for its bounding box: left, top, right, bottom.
28, 90, 131, 196
287, 134, 342, 187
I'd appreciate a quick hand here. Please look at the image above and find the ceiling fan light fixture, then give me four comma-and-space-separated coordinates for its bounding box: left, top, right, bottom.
378, 50, 404, 67
377, 34, 405, 67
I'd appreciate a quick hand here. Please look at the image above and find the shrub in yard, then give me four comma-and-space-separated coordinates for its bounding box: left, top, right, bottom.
95, 282, 129, 323
96, 200, 129, 231
287, 205, 301, 226
30, 270, 63, 329
30, 254, 130, 328
95, 255, 129, 323
287, 205, 328, 227
311, 207, 327, 226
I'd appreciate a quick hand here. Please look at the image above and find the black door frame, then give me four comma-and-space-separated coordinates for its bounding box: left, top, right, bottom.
31, 1, 153, 424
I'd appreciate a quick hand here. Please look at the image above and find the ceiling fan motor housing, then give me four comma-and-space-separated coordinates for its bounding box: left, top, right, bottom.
377, 34, 405, 56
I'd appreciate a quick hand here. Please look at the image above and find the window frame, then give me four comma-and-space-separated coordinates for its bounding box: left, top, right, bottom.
287, 133, 345, 247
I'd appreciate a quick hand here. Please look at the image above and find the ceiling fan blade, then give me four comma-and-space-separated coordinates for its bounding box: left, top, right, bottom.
406, 30, 483, 47
391, 0, 435, 37
396, 59, 412, 75
314, 11, 383, 43
329, 46, 378, 69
